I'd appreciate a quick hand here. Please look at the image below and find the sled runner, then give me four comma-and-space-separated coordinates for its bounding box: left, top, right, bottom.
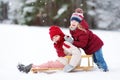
31, 55, 94, 73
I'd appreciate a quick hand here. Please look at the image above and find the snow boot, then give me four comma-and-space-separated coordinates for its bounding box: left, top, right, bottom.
103, 68, 109, 72
17, 63, 33, 73
63, 64, 75, 72
17, 64, 25, 72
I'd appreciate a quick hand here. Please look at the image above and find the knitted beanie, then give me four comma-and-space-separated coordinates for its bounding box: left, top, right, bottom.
70, 8, 84, 23
49, 25, 65, 40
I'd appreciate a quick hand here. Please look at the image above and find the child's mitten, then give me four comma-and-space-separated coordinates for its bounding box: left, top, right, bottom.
64, 35, 73, 43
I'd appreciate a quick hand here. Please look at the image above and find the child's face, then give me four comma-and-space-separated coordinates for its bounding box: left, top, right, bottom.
52, 35, 60, 43
70, 20, 79, 30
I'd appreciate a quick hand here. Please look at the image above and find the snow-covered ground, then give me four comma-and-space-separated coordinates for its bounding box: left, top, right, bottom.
0, 24, 120, 80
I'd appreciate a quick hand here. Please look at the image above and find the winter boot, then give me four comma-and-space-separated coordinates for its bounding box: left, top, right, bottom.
63, 64, 75, 72
17, 63, 33, 73
17, 64, 25, 72
102, 68, 109, 72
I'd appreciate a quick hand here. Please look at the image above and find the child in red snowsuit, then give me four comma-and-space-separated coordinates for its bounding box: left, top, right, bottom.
68, 8, 109, 72
17, 25, 81, 73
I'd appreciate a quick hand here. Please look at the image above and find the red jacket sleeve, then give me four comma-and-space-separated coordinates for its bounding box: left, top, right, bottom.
72, 30, 89, 48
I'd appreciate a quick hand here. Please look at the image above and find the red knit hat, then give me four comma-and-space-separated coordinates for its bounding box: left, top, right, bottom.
49, 25, 65, 40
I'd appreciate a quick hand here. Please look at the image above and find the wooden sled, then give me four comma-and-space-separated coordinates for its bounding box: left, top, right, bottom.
31, 55, 94, 73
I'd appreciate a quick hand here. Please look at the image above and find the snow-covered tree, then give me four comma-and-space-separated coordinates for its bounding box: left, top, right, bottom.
6, 0, 25, 24
1, 0, 86, 27
0, 1, 8, 22
87, 0, 120, 30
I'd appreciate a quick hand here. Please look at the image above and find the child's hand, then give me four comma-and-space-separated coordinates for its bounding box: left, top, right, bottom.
64, 35, 73, 43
